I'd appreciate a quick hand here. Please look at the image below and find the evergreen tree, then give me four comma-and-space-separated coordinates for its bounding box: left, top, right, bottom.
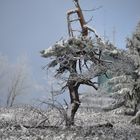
104, 22, 140, 124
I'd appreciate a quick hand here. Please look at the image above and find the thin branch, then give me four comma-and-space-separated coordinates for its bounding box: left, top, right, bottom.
82, 6, 103, 12
69, 18, 80, 22
86, 16, 93, 24
82, 80, 98, 90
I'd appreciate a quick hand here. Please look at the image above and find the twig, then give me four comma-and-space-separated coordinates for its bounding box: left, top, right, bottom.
82, 6, 103, 12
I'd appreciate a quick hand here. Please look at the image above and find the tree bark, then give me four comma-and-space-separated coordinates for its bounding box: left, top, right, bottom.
66, 79, 80, 126
130, 110, 140, 125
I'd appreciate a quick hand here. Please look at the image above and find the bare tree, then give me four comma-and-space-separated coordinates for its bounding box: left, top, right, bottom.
40, 0, 120, 126
6, 57, 32, 107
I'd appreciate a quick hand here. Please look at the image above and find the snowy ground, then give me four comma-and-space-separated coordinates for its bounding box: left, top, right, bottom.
0, 95, 140, 140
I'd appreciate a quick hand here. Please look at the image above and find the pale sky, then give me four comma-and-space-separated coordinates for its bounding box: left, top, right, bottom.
0, 0, 140, 104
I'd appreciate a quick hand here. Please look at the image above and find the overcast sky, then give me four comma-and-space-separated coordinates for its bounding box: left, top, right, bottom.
0, 0, 140, 104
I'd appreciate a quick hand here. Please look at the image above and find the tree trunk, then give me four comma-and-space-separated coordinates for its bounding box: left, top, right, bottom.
66, 80, 80, 126
130, 110, 140, 125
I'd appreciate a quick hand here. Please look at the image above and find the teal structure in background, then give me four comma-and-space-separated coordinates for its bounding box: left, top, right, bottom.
98, 72, 112, 92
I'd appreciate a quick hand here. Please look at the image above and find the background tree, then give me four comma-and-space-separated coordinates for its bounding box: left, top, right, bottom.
6, 57, 32, 107
126, 22, 140, 124
102, 22, 140, 125
0, 54, 33, 107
